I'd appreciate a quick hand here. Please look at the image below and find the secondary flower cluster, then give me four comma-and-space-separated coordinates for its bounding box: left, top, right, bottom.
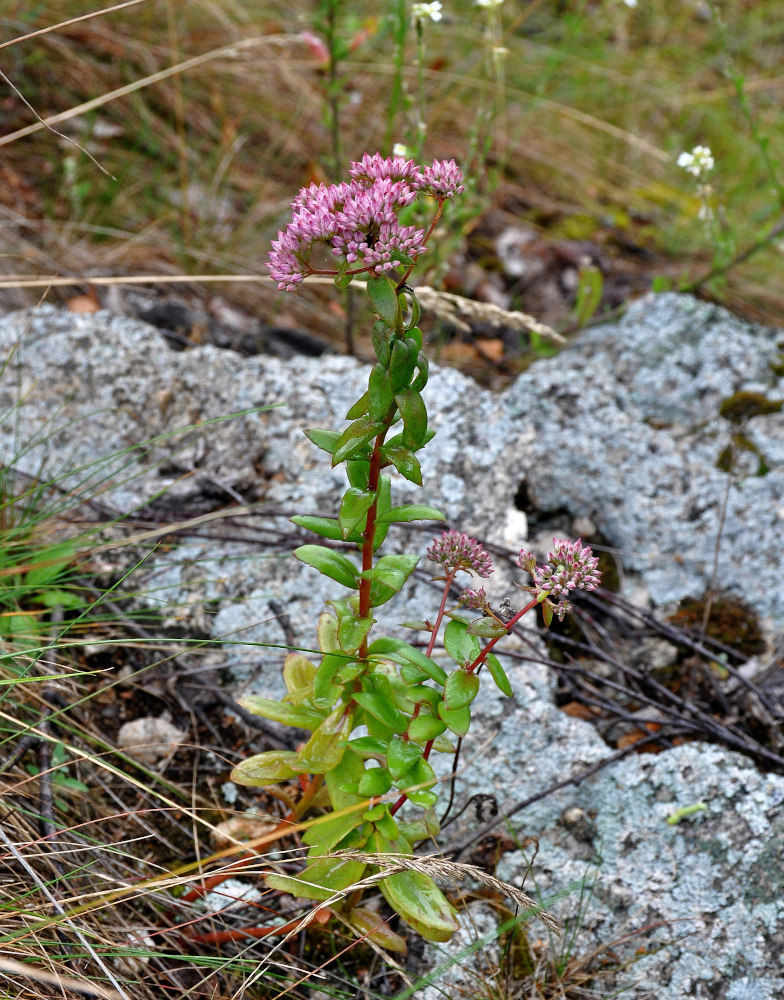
517, 538, 601, 618
267, 153, 464, 291
428, 529, 494, 579
677, 145, 714, 179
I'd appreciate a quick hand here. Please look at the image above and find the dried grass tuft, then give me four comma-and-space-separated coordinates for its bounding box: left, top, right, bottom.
332, 848, 560, 936
415, 286, 565, 344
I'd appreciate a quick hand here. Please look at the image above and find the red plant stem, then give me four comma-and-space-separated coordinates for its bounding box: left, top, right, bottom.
180, 774, 324, 903
396, 199, 445, 289
426, 571, 455, 657
189, 907, 331, 945
465, 596, 539, 675
357, 430, 385, 639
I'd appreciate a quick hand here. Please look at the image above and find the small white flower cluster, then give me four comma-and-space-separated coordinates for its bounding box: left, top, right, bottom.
621, 0, 638, 8
412, 1, 443, 20
677, 145, 715, 179
475, 0, 505, 7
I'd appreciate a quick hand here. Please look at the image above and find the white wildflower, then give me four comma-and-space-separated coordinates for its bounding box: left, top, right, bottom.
621, 0, 638, 7
412, 1, 443, 20
392, 143, 410, 158
475, 0, 505, 7
677, 145, 715, 178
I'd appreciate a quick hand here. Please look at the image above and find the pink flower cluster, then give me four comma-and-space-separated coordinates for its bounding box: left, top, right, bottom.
517, 538, 601, 617
267, 153, 464, 291
428, 529, 493, 578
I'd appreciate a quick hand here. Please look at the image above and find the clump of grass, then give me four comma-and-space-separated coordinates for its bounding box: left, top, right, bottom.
3, 1, 784, 335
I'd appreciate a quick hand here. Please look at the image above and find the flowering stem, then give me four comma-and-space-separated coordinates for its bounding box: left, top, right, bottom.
397, 199, 445, 288
466, 596, 539, 675
426, 571, 456, 657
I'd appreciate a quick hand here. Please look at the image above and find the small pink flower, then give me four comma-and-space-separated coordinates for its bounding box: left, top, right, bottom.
459, 587, 489, 610
428, 530, 493, 578
266, 154, 463, 291
300, 31, 329, 67
417, 159, 465, 199
517, 538, 601, 605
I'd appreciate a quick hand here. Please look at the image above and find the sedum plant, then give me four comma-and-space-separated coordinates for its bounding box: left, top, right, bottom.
231, 153, 600, 944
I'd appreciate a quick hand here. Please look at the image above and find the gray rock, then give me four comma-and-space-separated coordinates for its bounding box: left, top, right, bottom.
503, 293, 784, 621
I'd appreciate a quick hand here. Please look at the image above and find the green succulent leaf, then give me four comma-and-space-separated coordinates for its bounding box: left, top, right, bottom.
282, 653, 316, 704
407, 324, 423, 349
386, 737, 423, 780
389, 337, 419, 392
302, 754, 365, 851
313, 652, 348, 708
467, 617, 509, 639
376, 504, 445, 525
444, 619, 481, 667
367, 275, 400, 328
395, 387, 428, 447
371, 319, 393, 366
358, 766, 393, 796
353, 691, 409, 735
239, 696, 324, 730
294, 545, 359, 589
542, 598, 554, 629
380, 869, 459, 942
406, 787, 440, 808
486, 652, 514, 698
338, 487, 375, 539
346, 391, 370, 420
403, 292, 421, 330
304, 428, 340, 455
400, 664, 427, 684
373, 804, 400, 841
347, 736, 388, 758
296, 705, 353, 774
267, 855, 366, 902
290, 515, 363, 544
332, 417, 386, 466
346, 458, 370, 490
381, 444, 422, 485
335, 267, 353, 291
438, 701, 472, 737
407, 684, 441, 709
328, 598, 374, 653
372, 640, 447, 685
318, 611, 339, 653
349, 908, 408, 953
362, 553, 420, 607
336, 660, 364, 684
368, 363, 395, 421
398, 807, 440, 844
444, 669, 480, 711
407, 714, 447, 742
230, 750, 301, 786
372, 475, 392, 551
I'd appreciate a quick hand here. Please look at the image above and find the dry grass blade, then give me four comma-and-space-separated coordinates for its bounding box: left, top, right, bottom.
0, 824, 133, 1000
415, 286, 565, 344
0, 34, 301, 149
0, 957, 124, 1000
0, 0, 150, 53
333, 849, 560, 936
